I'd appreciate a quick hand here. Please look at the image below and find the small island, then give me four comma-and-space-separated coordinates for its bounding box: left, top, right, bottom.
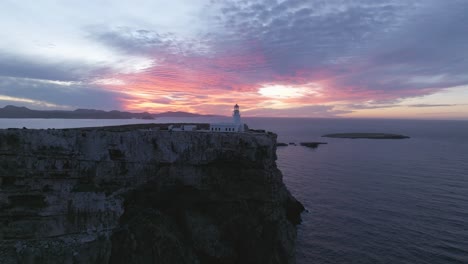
322, 133, 410, 139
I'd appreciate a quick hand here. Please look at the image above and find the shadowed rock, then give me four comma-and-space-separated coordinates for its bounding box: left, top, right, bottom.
0, 125, 303, 264
299, 142, 328, 148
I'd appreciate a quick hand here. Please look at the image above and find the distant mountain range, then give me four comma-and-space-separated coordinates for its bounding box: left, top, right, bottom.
0, 105, 214, 119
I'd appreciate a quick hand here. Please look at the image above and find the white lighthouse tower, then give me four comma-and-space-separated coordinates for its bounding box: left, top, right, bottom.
209, 104, 245, 132
233, 104, 241, 125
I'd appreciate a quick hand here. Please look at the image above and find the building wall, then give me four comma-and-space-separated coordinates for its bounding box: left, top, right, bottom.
209, 123, 241, 132
183, 125, 197, 131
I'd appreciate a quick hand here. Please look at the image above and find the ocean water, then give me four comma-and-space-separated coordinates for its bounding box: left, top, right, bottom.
246, 118, 468, 264
1, 117, 468, 263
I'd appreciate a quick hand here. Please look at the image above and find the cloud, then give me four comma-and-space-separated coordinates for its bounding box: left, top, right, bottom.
343, 103, 398, 110
1, 1, 468, 117
0, 94, 70, 109
243, 105, 352, 117
88, 27, 212, 57
407, 104, 458, 108
208, 0, 468, 99
343, 102, 464, 110
89, 1, 468, 112
212, 0, 416, 72
0, 76, 126, 110
0, 52, 97, 82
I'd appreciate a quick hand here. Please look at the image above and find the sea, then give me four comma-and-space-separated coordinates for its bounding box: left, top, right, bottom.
1, 117, 467, 264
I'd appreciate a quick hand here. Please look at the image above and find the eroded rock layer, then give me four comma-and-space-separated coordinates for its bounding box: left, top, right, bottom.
0, 126, 303, 264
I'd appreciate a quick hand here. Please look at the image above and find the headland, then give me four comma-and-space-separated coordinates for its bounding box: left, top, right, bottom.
0, 124, 303, 264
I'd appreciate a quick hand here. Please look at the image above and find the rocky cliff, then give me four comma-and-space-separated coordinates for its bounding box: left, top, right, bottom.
0, 125, 304, 264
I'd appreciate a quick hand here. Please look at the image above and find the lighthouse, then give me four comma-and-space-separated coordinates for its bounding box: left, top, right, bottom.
209, 104, 245, 132
233, 104, 241, 125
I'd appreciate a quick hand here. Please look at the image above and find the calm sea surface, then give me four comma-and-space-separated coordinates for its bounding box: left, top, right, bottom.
1, 117, 468, 263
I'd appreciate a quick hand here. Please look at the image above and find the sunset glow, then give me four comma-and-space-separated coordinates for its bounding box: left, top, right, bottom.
1, 0, 467, 119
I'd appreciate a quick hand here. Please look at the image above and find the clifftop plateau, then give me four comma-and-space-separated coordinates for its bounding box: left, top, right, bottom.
0, 125, 303, 264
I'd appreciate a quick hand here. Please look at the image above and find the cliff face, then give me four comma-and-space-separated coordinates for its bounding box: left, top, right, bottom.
0, 126, 304, 264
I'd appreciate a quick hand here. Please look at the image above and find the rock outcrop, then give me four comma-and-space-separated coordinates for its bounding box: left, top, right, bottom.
299, 142, 328, 148
0, 125, 303, 264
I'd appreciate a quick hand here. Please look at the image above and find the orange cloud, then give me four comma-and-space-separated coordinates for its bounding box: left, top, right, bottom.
92, 38, 451, 117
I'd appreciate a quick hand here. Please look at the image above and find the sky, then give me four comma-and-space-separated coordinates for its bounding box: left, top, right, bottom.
0, 0, 467, 119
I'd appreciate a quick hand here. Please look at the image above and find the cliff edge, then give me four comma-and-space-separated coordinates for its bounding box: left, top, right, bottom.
0, 126, 304, 264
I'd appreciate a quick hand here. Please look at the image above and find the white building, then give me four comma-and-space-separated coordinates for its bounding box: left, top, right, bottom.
210, 104, 245, 133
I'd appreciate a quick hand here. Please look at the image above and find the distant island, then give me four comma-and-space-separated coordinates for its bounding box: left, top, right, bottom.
322, 133, 410, 139
0, 105, 216, 119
